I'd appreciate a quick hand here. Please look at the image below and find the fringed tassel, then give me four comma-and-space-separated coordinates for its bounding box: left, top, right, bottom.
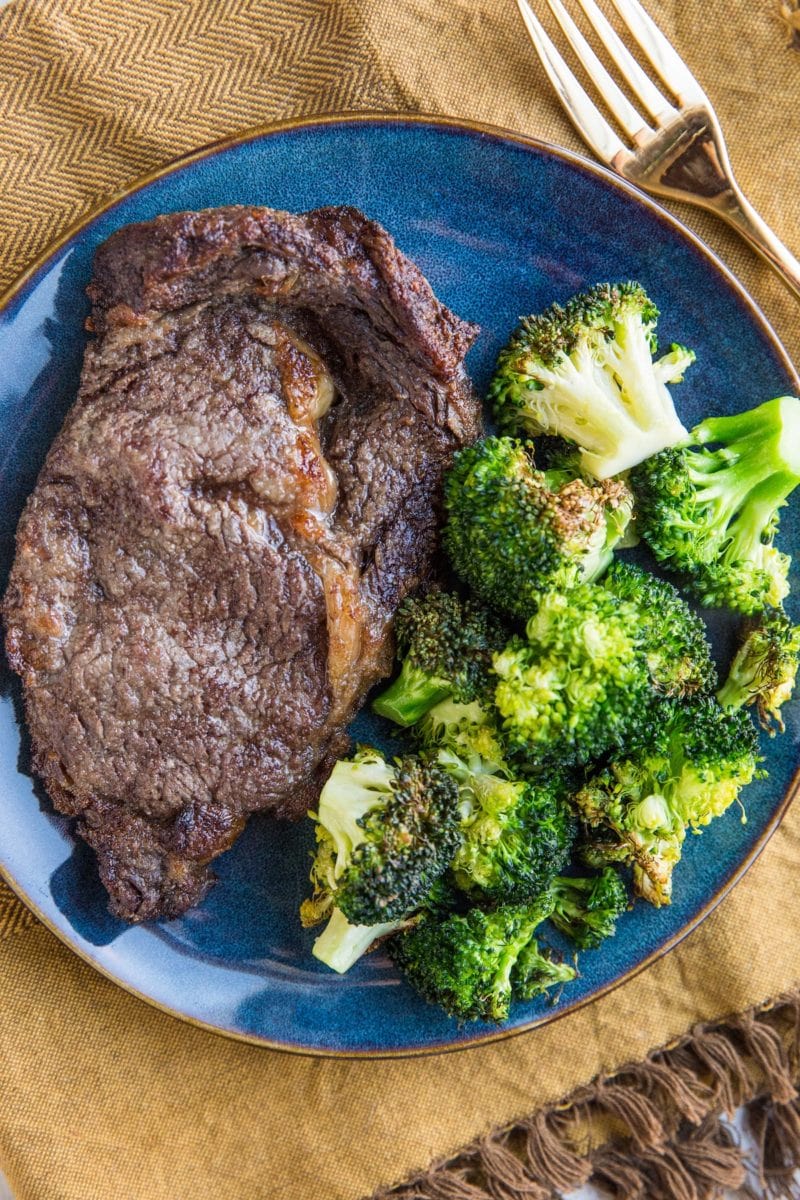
371, 989, 800, 1200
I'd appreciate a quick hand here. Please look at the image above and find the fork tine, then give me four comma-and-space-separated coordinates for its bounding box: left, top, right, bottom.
575, 0, 677, 123
516, 0, 631, 166
546, 0, 652, 143
609, 0, 708, 105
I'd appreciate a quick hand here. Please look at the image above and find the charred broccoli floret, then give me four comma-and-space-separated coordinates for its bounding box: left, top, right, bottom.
549, 869, 628, 949
389, 894, 576, 1022
300, 748, 462, 972
489, 282, 693, 479
372, 591, 507, 727
574, 697, 761, 906
631, 396, 800, 613
718, 607, 800, 734
415, 696, 576, 904
439, 751, 576, 904
602, 561, 717, 697
443, 437, 633, 620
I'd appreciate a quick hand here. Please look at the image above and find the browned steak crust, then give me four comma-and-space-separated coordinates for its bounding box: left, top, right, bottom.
3, 205, 480, 922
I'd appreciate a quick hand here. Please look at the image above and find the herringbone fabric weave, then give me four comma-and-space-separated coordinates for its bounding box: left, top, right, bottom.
1, 2, 799, 1199
0, 0, 404, 292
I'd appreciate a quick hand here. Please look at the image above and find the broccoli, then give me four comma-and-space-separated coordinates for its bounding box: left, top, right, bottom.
574, 697, 761, 905
493, 586, 647, 766
389, 894, 576, 1022
372, 591, 507, 727
443, 437, 633, 620
549, 869, 628, 949
414, 696, 507, 773
489, 282, 693, 479
630, 396, 800, 613
310, 909, 409, 976
414, 695, 576, 904
602, 561, 717, 697
492, 565, 717, 767
300, 748, 462, 972
718, 607, 800, 734
441, 752, 577, 903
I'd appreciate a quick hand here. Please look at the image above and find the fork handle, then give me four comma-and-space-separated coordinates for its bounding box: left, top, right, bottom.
713, 184, 800, 303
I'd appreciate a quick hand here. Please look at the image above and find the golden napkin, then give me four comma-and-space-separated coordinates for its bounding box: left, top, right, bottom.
1, 2, 799, 1198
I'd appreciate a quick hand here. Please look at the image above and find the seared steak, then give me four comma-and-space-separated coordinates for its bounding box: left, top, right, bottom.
3, 205, 480, 921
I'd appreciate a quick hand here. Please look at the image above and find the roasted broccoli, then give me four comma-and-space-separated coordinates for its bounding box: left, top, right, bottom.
414, 696, 507, 773
300, 748, 462, 972
574, 697, 761, 905
631, 396, 800, 613
372, 591, 506, 727
389, 894, 576, 1022
718, 607, 800, 734
602, 561, 717, 697
549, 869, 628, 949
489, 282, 693, 479
443, 437, 633, 620
413, 693, 576, 904
441, 752, 576, 903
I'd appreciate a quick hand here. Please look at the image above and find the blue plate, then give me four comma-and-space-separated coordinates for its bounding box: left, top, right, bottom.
1, 115, 798, 1056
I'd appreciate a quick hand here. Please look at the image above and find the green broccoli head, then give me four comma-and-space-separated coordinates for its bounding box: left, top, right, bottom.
492, 585, 659, 767
550, 869, 628, 949
446, 767, 577, 904
300, 749, 462, 972
574, 696, 761, 906
372, 591, 507, 726
667, 694, 761, 830
489, 282, 692, 479
388, 895, 575, 1022
443, 437, 633, 621
602, 561, 717, 697
718, 607, 800, 734
631, 396, 800, 614
414, 697, 508, 774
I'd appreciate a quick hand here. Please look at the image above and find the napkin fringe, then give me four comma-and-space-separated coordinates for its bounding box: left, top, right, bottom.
372, 988, 800, 1200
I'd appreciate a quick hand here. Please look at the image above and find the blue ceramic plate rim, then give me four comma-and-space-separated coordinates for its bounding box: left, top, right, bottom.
0, 112, 798, 1057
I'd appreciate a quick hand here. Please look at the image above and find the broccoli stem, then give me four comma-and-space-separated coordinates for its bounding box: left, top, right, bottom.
692, 397, 800, 473
312, 907, 404, 974
690, 396, 800, 511
371, 661, 452, 726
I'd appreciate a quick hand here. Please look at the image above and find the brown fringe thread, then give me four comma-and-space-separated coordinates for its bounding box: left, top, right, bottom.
371, 990, 800, 1200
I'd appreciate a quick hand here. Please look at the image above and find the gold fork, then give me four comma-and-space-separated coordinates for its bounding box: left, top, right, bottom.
517, 0, 800, 300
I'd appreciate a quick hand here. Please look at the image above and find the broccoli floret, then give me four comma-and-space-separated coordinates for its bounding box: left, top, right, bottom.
602, 561, 717, 697
489, 282, 693, 479
549, 869, 628, 949
574, 697, 761, 906
300, 748, 462, 971
631, 396, 800, 614
718, 608, 800, 735
415, 695, 576, 903
372, 591, 507, 726
493, 585, 660, 767
443, 437, 633, 620
441, 756, 576, 903
414, 697, 507, 773
389, 894, 576, 1022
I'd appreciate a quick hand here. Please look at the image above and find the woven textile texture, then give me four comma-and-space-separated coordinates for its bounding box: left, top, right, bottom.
0, 2, 799, 1199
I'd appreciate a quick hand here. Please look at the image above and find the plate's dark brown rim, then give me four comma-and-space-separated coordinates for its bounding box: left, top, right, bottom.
0, 110, 798, 1059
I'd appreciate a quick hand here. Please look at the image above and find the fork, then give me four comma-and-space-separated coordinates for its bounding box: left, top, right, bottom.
516, 0, 800, 301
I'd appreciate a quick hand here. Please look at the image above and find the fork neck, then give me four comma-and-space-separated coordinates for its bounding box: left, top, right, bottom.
712, 185, 800, 305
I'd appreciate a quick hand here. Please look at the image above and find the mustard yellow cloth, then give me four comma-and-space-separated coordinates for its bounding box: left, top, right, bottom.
0, 2, 799, 1198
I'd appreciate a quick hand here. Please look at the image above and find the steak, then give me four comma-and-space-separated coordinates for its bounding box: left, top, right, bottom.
3, 205, 480, 922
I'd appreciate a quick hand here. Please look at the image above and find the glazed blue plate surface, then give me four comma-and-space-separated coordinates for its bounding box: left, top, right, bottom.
0, 115, 798, 1056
